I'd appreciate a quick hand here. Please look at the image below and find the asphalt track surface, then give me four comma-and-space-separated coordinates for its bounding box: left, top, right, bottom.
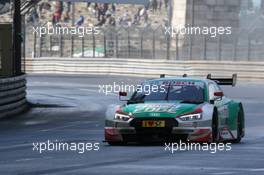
0, 74, 264, 175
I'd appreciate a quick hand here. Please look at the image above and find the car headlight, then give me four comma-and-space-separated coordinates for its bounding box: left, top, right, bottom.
178, 113, 202, 121
114, 112, 132, 121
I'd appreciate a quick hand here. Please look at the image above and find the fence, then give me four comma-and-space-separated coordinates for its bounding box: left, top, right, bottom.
26, 25, 264, 61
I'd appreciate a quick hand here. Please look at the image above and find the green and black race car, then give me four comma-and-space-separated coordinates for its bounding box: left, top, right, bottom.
105, 74, 245, 145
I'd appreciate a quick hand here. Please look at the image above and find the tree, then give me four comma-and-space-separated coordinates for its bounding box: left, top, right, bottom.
0, 0, 11, 15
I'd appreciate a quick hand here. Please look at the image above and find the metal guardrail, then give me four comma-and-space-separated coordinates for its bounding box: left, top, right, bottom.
0, 74, 28, 119
25, 57, 264, 81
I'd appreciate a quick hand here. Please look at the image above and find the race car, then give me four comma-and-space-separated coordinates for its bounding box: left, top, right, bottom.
104, 74, 245, 145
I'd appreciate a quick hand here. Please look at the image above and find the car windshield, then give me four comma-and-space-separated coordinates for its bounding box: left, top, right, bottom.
129, 81, 205, 104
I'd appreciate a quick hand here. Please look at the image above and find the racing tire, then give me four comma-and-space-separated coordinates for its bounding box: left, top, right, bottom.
212, 110, 219, 143
107, 142, 127, 146
233, 108, 243, 143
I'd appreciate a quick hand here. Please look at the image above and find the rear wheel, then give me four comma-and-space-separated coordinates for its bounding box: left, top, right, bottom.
212, 111, 219, 142
233, 108, 243, 143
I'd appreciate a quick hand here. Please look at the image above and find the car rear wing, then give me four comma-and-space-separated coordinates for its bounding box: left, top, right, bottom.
207, 74, 237, 86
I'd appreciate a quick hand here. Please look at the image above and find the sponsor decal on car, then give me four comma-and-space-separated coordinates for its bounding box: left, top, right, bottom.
133, 104, 181, 113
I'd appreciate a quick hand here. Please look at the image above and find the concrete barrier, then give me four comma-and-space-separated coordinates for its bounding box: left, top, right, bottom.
0, 74, 28, 119
26, 57, 264, 82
